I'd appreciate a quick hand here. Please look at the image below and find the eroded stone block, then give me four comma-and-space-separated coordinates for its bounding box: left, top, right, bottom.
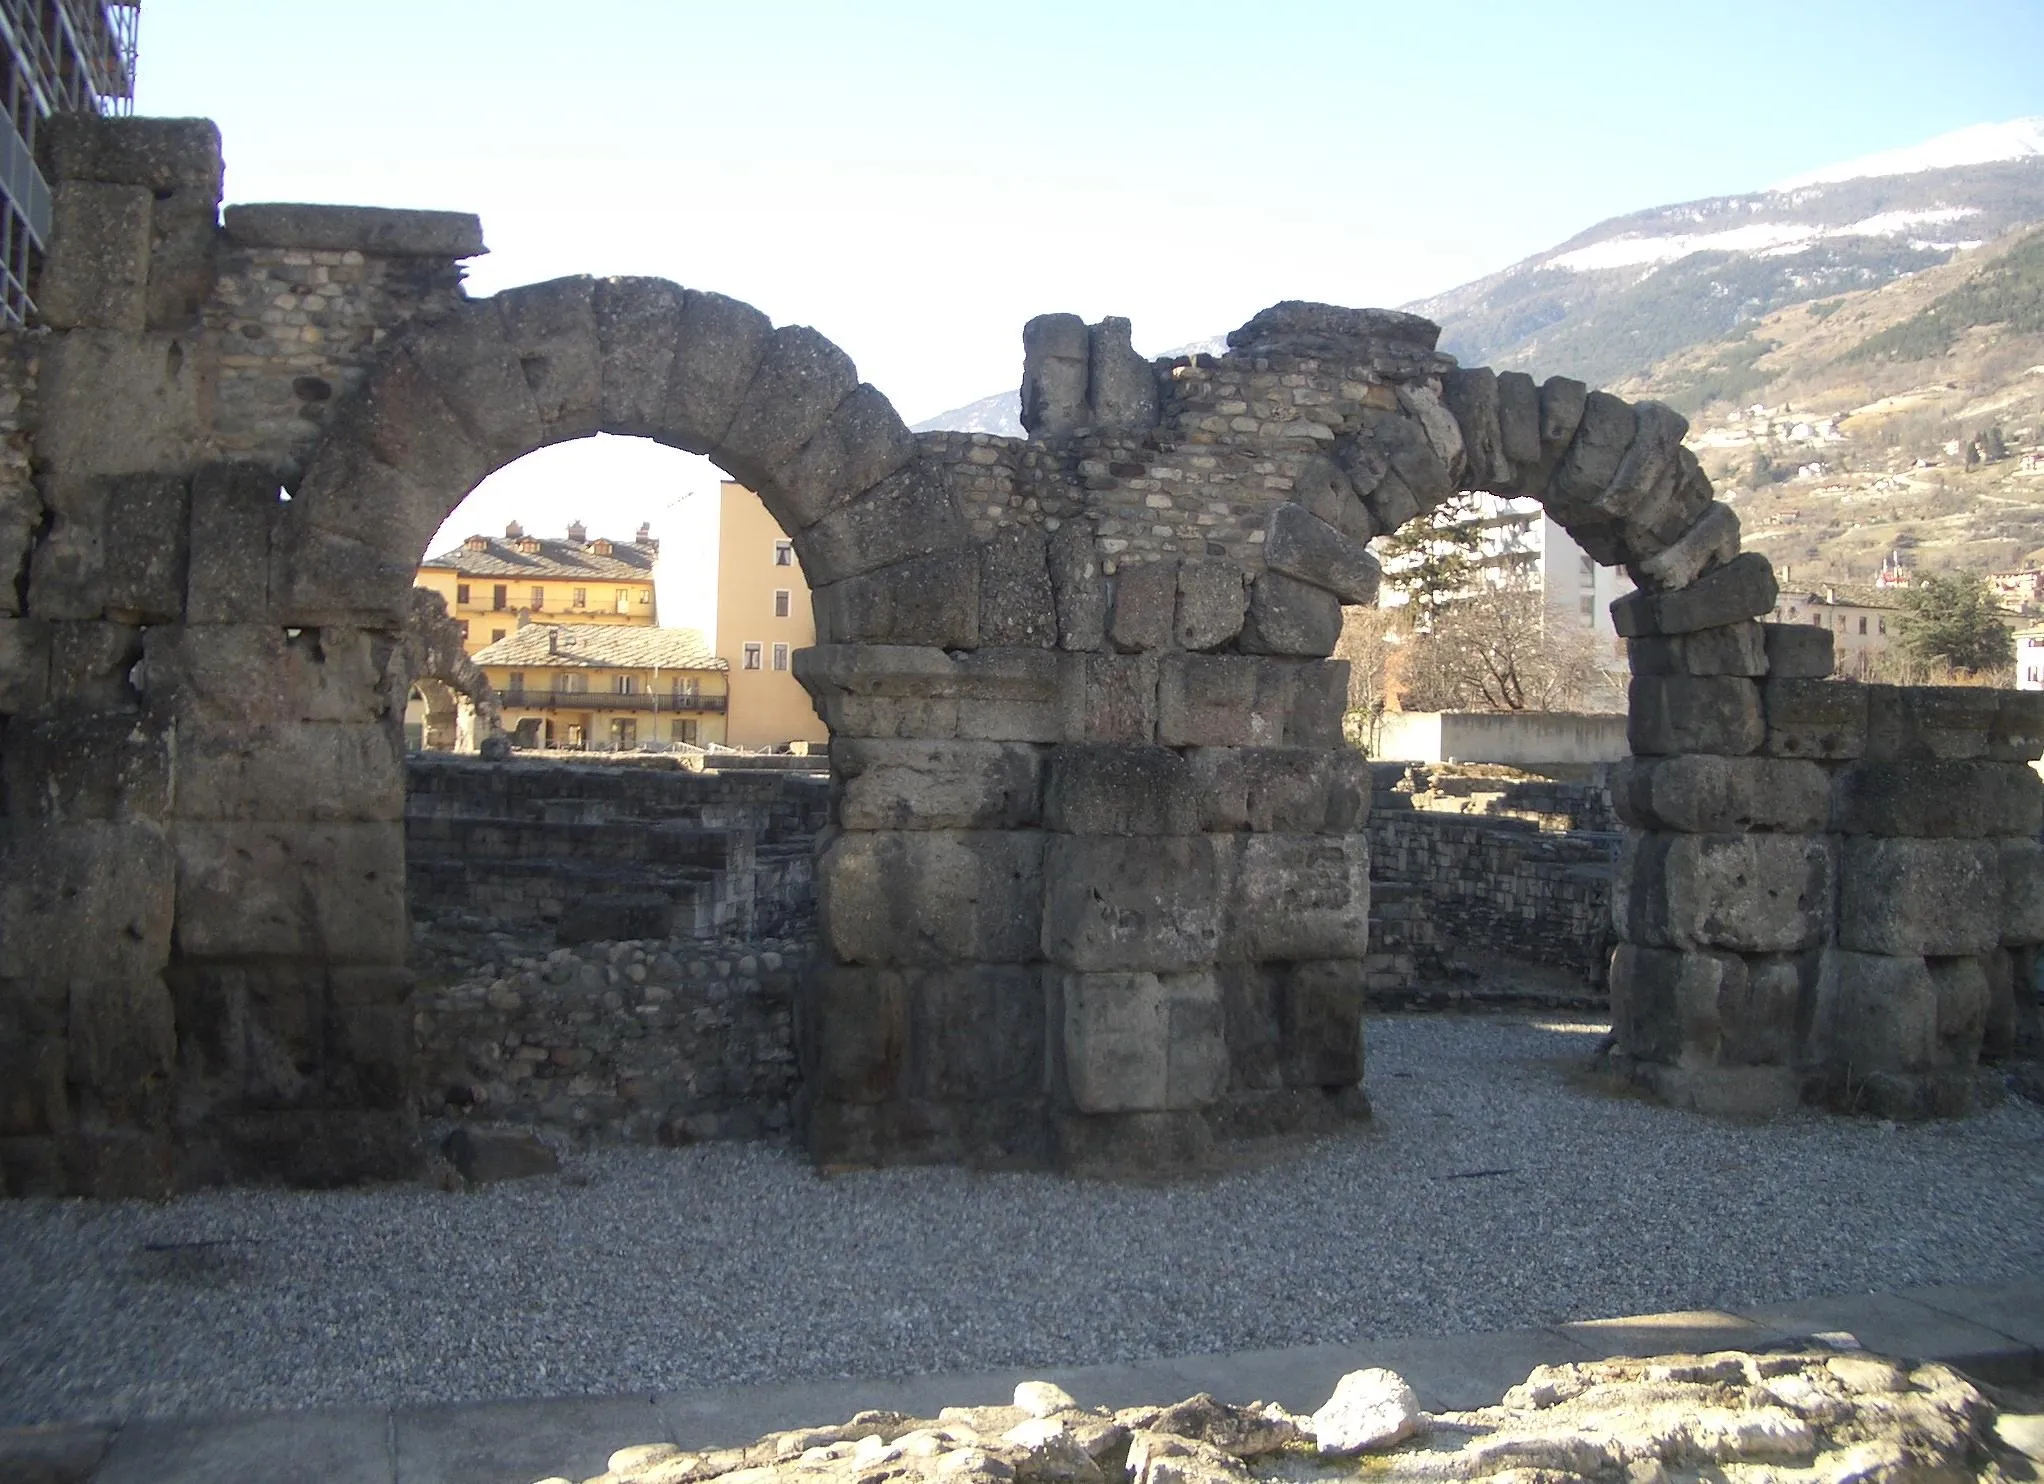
1761, 622, 1834, 680
1617, 831, 1831, 953
1047, 520, 1108, 652
1174, 561, 1247, 651
813, 548, 980, 649
1837, 837, 2001, 957
173, 820, 407, 965
912, 964, 1046, 1103
1043, 744, 1201, 835
1762, 677, 1867, 760
1108, 560, 1177, 653
797, 965, 908, 1105
1627, 674, 1763, 756
37, 180, 151, 331
1830, 759, 2043, 838
1156, 653, 1288, 748
1060, 970, 1225, 1113
1262, 504, 1382, 605
1239, 572, 1342, 657
1809, 949, 1937, 1076
1189, 746, 1371, 834
834, 739, 1043, 831
819, 830, 1044, 967
1865, 684, 1996, 761
795, 460, 968, 586
1610, 754, 1828, 834
1610, 552, 1778, 637
1227, 832, 1370, 962
1041, 834, 1221, 972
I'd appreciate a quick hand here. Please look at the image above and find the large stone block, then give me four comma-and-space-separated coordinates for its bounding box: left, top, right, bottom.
184, 463, 279, 625
1047, 519, 1108, 651
0, 821, 174, 986
1865, 684, 1996, 761
1291, 457, 1377, 545
141, 624, 396, 727
1041, 834, 1221, 972
1616, 831, 1831, 952
1261, 504, 1382, 605
1285, 658, 1351, 747
1610, 552, 1778, 637
1761, 678, 1867, 760
1610, 754, 1828, 834
1760, 622, 1835, 679
1609, 945, 1799, 1068
2, 709, 171, 822
1227, 832, 1370, 962
812, 547, 979, 648
1808, 949, 1937, 1076
1279, 961, 1368, 1088
1156, 653, 1288, 747
266, 518, 416, 629
223, 203, 484, 256
1189, 745, 1371, 834
1057, 650, 1158, 743
718, 324, 861, 490
1059, 970, 1226, 1113
1442, 367, 1508, 491
1625, 621, 1765, 678
0, 987, 69, 1138
173, 820, 409, 964
47, 619, 142, 711
796, 965, 908, 1105
0, 615, 51, 714
68, 973, 177, 1126
1108, 560, 1177, 653
100, 472, 190, 622
146, 184, 221, 333
1546, 390, 1637, 515
794, 460, 968, 585
1928, 956, 1990, 1071
1632, 498, 1739, 593
1837, 838, 2002, 956
834, 739, 1042, 831
46, 115, 224, 196
1627, 674, 1763, 756
1494, 370, 1542, 473
309, 349, 495, 521
662, 289, 774, 453
37, 180, 151, 331
977, 528, 1057, 648
1830, 759, 2043, 837
1239, 572, 1342, 657
2003, 838, 2044, 946
770, 383, 916, 530
1043, 744, 1201, 835
1991, 690, 2044, 762
912, 964, 1046, 1102
172, 719, 404, 824
392, 302, 546, 466
1174, 561, 1247, 651
1020, 313, 1090, 439
819, 829, 1044, 966
493, 276, 604, 441
1086, 317, 1159, 434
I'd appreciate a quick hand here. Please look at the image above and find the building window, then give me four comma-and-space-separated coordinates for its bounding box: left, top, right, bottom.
672, 719, 698, 744
1878, 618, 1887, 635
507, 672, 524, 697
531, 586, 545, 610
671, 675, 698, 700
456, 583, 470, 606
1858, 616, 1868, 635
457, 619, 469, 640
493, 584, 508, 610
572, 587, 587, 609
554, 672, 588, 694
615, 588, 631, 614
774, 541, 793, 567
743, 642, 762, 670
614, 674, 638, 695
774, 589, 791, 618
773, 642, 789, 671
490, 628, 506, 644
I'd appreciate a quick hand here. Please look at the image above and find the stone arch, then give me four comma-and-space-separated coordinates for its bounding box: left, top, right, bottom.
402, 586, 500, 751
271, 276, 958, 635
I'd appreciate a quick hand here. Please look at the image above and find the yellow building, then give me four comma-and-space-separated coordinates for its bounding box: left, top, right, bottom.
470, 624, 729, 752
416, 520, 659, 656
714, 480, 828, 748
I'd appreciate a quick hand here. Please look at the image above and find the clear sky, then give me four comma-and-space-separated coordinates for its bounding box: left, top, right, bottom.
132, 0, 2044, 630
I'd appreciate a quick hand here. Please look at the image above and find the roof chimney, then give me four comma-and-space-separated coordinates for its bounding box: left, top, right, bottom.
547, 629, 558, 654
566, 520, 587, 545
505, 520, 524, 539
636, 522, 653, 544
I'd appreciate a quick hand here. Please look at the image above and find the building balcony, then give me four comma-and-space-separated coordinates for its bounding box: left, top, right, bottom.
503, 691, 727, 714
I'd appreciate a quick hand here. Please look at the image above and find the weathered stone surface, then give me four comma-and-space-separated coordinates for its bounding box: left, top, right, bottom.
1594, 401, 1689, 534
141, 623, 395, 726
1831, 759, 2043, 837
771, 383, 916, 529
1762, 677, 1867, 760
814, 548, 980, 648
1044, 744, 1201, 835
173, 820, 408, 964
390, 303, 546, 466
592, 275, 687, 438
1021, 313, 1090, 439
1761, 622, 1835, 679
1109, 560, 1178, 653
493, 275, 603, 441
1810, 949, 1938, 1076
798, 964, 908, 1104
1627, 674, 1763, 756
1290, 456, 1377, 544
1224, 301, 1443, 361
1, 710, 164, 824
172, 719, 405, 823
835, 739, 1042, 831
36, 328, 205, 481
440, 1127, 558, 1184
2002, 838, 2044, 946
1838, 837, 2002, 956
908, 964, 1047, 1104
100, 472, 190, 622
1531, 375, 1588, 493
1060, 970, 1226, 1113
1087, 317, 1158, 434
1048, 519, 1109, 652
979, 528, 1058, 648
48, 619, 143, 711
1355, 405, 1452, 516
1633, 499, 1740, 592
1442, 367, 1508, 491
819, 830, 1044, 966
1261, 503, 1382, 605
1611, 945, 1802, 1069
1059, 651, 1159, 743
1611, 552, 1779, 638
1228, 833, 1370, 962
0, 616, 51, 714
795, 460, 968, 586
1311, 1368, 1424, 1455
1238, 573, 1342, 658
38, 181, 152, 331
1611, 754, 1828, 834
1625, 620, 1766, 678
1279, 961, 1368, 1088
1394, 383, 1465, 487
47, 114, 224, 195
1865, 683, 1996, 761
1545, 390, 1637, 519
1285, 660, 1351, 747
1493, 370, 1541, 473
662, 289, 775, 455
1188, 746, 1371, 834
1156, 654, 1289, 748
0, 821, 174, 988
1042, 835, 1222, 972
223, 203, 484, 256
1616, 831, 1831, 953
720, 325, 861, 490
1174, 562, 1247, 651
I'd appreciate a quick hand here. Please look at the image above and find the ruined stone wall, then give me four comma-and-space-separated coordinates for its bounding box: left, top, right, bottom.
405, 756, 828, 942
415, 935, 807, 1144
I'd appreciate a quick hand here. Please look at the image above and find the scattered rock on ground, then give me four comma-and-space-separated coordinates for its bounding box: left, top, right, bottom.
438, 1127, 559, 1184
1309, 1366, 1425, 1454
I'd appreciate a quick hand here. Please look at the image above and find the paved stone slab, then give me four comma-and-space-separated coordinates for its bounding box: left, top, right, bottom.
1898, 1281, 2044, 1362
394, 1394, 671, 1484
1559, 1307, 1790, 1358
96, 1407, 392, 1484
1740, 1291, 2036, 1382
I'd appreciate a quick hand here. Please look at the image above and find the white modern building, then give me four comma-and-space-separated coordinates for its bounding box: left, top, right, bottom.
2018, 626, 2044, 691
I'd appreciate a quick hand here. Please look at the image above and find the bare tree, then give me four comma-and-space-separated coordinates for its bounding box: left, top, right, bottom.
1395, 584, 1609, 712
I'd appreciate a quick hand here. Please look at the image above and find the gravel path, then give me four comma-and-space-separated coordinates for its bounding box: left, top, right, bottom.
5, 1013, 2044, 1426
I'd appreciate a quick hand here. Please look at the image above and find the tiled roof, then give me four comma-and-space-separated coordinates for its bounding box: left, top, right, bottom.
1782, 585, 1900, 610
471, 624, 727, 671
421, 535, 655, 580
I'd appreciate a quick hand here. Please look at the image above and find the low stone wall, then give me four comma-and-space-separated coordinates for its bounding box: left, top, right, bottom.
1373, 710, 1631, 766
405, 756, 830, 943
415, 936, 810, 1142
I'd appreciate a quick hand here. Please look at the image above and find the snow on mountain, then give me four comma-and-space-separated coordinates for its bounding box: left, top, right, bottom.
1546, 208, 1983, 274
1770, 116, 2044, 191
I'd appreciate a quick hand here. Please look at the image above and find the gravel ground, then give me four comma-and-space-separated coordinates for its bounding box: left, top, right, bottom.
5, 1013, 2044, 1426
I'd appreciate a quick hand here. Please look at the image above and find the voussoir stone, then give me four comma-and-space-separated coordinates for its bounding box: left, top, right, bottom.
1261, 503, 1382, 605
